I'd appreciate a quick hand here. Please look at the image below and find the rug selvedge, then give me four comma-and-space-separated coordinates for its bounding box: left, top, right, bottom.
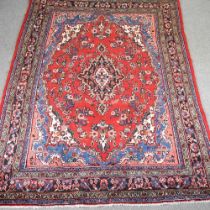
0, 0, 210, 205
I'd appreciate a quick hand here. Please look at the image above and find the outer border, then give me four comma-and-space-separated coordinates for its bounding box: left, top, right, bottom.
177, 0, 210, 139
0, 0, 209, 206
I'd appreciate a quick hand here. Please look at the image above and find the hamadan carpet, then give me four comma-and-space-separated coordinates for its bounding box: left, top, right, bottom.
0, 0, 210, 206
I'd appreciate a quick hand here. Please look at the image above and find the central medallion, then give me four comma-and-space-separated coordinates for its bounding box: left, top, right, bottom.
43, 15, 160, 162
95, 67, 110, 90
78, 55, 124, 114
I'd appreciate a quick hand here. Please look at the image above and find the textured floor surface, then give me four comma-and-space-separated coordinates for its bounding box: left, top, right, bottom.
0, 0, 210, 209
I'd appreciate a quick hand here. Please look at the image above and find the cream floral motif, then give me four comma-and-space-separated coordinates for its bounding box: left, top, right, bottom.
48, 106, 76, 146
57, 24, 83, 50
121, 25, 145, 51
131, 106, 155, 145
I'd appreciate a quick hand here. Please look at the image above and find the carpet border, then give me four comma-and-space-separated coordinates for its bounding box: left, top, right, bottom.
0, 0, 209, 206
177, 0, 210, 139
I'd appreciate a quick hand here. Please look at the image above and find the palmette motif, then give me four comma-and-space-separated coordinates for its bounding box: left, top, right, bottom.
0, 0, 210, 205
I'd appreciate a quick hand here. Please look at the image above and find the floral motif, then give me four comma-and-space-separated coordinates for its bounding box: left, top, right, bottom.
78, 54, 124, 113
40, 14, 165, 162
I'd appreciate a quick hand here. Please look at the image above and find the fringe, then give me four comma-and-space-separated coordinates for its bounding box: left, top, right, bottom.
1, 200, 210, 209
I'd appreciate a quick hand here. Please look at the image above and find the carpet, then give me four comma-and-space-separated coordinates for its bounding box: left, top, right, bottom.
0, 0, 210, 206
